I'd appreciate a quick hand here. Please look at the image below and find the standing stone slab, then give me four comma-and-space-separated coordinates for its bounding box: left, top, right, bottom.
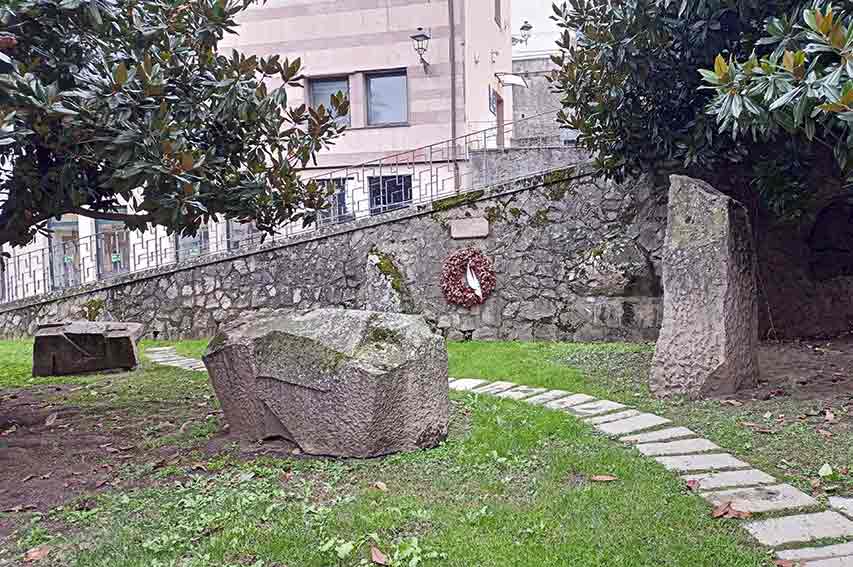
636, 438, 720, 457
621, 427, 696, 444
745, 512, 853, 547
495, 386, 547, 400
32, 321, 143, 377
651, 175, 759, 399
681, 469, 776, 491
655, 453, 749, 472
595, 414, 671, 436
204, 309, 449, 458
702, 484, 818, 514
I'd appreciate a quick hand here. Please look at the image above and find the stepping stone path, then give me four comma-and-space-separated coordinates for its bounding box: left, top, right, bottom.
145, 347, 208, 372
446, 377, 853, 565
146, 348, 853, 566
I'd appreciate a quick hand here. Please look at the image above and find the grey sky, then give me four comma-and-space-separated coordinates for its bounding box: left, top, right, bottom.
512, 1, 561, 57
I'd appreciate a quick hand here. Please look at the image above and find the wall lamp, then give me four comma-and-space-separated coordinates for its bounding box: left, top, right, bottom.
512, 20, 533, 46
411, 27, 431, 73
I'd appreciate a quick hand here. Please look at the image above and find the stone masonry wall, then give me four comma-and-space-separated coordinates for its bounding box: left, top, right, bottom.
0, 169, 667, 341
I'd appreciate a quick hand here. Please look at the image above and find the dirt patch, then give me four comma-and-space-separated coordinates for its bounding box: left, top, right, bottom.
0, 387, 217, 544
753, 336, 853, 401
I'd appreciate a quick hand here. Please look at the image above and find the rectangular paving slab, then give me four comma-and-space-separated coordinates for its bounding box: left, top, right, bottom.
655, 453, 750, 473
596, 414, 671, 436
681, 469, 777, 491
566, 400, 627, 417
585, 410, 641, 425
620, 427, 697, 444
472, 381, 518, 395
777, 541, 853, 562
544, 394, 597, 410
745, 511, 853, 547
495, 386, 547, 401
448, 379, 488, 391
636, 438, 720, 457
524, 390, 572, 405
829, 496, 853, 518
805, 557, 853, 567
702, 484, 818, 514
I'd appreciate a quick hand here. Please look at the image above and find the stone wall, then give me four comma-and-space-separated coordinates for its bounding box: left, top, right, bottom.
511, 56, 566, 146
0, 169, 667, 341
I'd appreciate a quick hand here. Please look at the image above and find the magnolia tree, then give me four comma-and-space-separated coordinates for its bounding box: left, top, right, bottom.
0, 0, 348, 249
549, 0, 840, 216
702, 4, 853, 173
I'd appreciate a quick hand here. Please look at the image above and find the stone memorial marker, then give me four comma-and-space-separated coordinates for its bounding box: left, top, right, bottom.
651, 175, 759, 398
204, 308, 449, 458
32, 321, 144, 376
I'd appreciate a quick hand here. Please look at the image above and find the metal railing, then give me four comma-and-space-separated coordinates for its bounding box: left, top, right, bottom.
0, 109, 565, 305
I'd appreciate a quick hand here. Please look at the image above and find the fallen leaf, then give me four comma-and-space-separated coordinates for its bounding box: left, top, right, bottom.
370, 546, 389, 565
810, 478, 822, 490
95, 479, 110, 489
711, 501, 751, 519
819, 463, 834, 478
372, 481, 388, 492
775, 561, 798, 567
590, 475, 619, 482
22, 475, 34, 483
825, 410, 836, 423
722, 400, 743, 407
818, 429, 833, 439
23, 545, 50, 562
686, 479, 701, 492
44, 413, 58, 427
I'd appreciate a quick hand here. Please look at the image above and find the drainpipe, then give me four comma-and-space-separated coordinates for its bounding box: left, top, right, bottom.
448, 0, 460, 191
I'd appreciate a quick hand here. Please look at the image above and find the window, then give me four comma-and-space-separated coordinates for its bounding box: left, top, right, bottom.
367, 72, 408, 126
309, 77, 350, 126
95, 210, 130, 279
48, 215, 81, 290
317, 178, 353, 224
227, 220, 261, 250
495, 0, 501, 27
177, 225, 210, 260
368, 175, 412, 215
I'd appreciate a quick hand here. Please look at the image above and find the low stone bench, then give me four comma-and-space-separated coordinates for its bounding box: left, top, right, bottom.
33, 321, 144, 376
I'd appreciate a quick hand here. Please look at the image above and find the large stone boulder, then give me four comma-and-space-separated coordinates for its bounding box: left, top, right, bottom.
203, 308, 449, 458
32, 321, 144, 377
650, 176, 759, 399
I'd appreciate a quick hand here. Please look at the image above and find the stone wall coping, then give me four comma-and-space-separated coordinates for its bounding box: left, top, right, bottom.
0, 165, 593, 315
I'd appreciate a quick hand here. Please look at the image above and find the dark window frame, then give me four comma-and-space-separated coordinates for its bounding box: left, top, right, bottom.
308, 76, 351, 127
495, 0, 501, 27
365, 70, 409, 127
317, 178, 354, 224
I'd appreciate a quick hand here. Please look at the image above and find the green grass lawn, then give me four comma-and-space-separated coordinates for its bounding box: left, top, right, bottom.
451, 341, 853, 496
0, 338, 775, 566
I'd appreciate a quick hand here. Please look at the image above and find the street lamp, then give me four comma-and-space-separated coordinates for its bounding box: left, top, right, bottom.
410, 27, 431, 73
512, 20, 533, 46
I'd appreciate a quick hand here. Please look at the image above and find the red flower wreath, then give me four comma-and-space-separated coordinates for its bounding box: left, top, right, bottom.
440, 247, 497, 308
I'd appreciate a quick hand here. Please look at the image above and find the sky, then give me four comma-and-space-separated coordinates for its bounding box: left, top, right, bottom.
512, 1, 561, 57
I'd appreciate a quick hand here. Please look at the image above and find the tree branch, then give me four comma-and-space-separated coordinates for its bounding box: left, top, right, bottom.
67, 207, 155, 224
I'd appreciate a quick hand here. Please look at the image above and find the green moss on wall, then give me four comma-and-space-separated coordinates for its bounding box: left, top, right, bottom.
431, 190, 485, 213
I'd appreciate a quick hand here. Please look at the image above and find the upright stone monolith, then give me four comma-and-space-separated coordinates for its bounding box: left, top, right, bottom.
650, 175, 759, 399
